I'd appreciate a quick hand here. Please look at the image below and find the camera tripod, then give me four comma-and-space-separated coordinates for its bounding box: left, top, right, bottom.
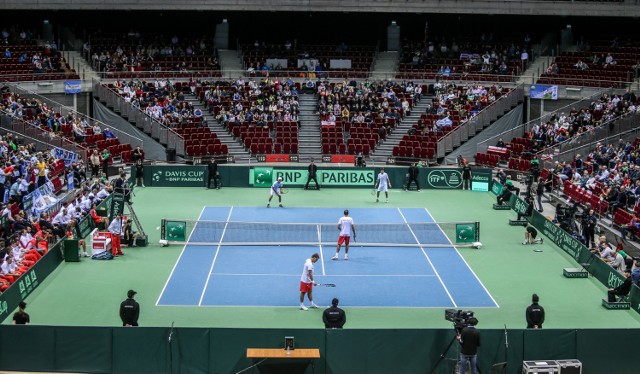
429, 331, 481, 374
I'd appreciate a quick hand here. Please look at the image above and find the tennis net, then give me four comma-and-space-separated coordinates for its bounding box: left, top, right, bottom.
161, 219, 480, 247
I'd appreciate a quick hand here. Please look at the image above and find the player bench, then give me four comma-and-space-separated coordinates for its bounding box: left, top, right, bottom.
601, 298, 630, 310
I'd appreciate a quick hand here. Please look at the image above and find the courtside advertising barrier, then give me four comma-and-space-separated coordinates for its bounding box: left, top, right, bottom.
490, 179, 640, 314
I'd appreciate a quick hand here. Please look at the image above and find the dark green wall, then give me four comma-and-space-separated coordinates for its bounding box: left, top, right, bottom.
0, 326, 635, 373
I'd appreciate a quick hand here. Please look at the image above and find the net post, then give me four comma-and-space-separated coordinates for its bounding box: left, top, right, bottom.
161, 219, 166, 240
475, 222, 480, 242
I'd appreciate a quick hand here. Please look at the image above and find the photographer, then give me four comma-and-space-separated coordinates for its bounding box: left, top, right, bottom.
581, 209, 597, 248
457, 317, 480, 374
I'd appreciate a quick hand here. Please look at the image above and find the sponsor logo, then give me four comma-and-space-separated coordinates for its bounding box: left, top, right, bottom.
455, 223, 476, 243
513, 198, 529, 214
253, 167, 273, 187
0, 300, 7, 319
427, 170, 462, 189
564, 270, 588, 278
471, 174, 489, 182
166, 221, 187, 241
605, 301, 630, 309
608, 272, 623, 288
18, 271, 39, 299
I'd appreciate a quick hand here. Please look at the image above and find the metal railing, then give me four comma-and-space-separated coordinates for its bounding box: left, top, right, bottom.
437, 84, 525, 158
6, 83, 144, 150
92, 79, 185, 156
476, 88, 613, 154
0, 114, 89, 163
539, 111, 640, 170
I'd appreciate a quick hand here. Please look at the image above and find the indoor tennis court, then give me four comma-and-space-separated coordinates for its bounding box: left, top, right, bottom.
156, 207, 497, 308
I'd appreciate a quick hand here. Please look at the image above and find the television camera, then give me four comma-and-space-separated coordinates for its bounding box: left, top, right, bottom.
445, 309, 475, 332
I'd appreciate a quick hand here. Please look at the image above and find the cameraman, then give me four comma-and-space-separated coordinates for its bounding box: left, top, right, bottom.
581, 209, 597, 248
457, 317, 480, 374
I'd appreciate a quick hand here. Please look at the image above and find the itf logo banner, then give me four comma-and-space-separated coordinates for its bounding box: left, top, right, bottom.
64, 80, 82, 94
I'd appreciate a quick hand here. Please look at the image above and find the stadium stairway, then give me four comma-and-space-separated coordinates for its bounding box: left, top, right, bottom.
516, 56, 552, 86
184, 93, 251, 162
218, 49, 243, 79
372, 97, 432, 160
297, 93, 322, 162
371, 51, 399, 80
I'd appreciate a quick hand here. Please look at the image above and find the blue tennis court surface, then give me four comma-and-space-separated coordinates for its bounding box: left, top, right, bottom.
156, 207, 497, 308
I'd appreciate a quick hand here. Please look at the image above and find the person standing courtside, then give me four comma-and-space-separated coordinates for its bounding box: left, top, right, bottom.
299, 253, 320, 311
405, 162, 420, 191
135, 160, 145, 188
120, 290, 140, 326
323, 298, 346, 328
457, 317, 480, 374
207, 159, 219, 189
462, 161, 472, 190
305, 159, 320, 190
333, 209, 356, 260
375, 168, 391, 203
526, 293, 545, 328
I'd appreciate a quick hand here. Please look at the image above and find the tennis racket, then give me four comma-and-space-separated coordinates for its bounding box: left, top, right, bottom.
370, 188, 376, 196
315, 283, 336, 287
280, 187, 289, 194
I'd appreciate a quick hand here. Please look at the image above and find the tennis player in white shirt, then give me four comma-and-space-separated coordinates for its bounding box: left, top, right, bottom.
299, 253, 320, 311
375, 168, 392, 203
333, 209, 356, 260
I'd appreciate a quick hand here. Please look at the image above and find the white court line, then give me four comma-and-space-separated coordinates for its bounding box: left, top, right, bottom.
397, 208, 457, 307
208, 273, 438, 277
317, 224, 325, 276
423, 207, 499, 308
198, 206, 234, 306
155, 206, 207, 306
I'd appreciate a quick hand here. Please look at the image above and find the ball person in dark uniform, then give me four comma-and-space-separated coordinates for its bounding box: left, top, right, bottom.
12, 301, 29, 325
462, 161, 472, 190
305, 159, 320, 190
457, 317, 480, 374
323, 298, 346, 328
526, 293, 545, 328
404, 162, 420, 191
523, 223, 543, 245
207, 159, 219, 189
120, 290, 140, 326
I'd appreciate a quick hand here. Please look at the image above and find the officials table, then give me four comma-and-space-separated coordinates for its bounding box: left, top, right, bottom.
246, 348, 320, 374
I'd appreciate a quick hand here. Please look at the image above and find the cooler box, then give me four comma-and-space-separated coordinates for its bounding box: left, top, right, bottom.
63, 239, 79, 262
91, 231, 112, 254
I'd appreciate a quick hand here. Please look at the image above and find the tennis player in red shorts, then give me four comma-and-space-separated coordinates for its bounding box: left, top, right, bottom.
333, 209, 356, 260
299, 253, 320, 311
